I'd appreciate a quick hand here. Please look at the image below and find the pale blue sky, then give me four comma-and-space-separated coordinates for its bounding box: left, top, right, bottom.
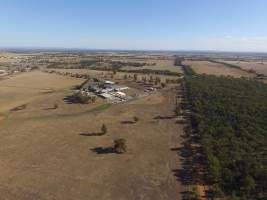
1, 0, 267, 51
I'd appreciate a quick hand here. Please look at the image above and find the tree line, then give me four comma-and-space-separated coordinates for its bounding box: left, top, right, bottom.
186, 75, 267, 200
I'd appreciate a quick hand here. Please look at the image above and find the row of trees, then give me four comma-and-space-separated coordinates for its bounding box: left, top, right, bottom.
186, 75, 267, 200
109, 60, 155, 69
174, 57, 196, 76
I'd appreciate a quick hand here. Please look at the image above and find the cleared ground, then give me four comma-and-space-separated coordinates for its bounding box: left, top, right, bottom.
184, 60, 254, 78
0, 72, 184, 200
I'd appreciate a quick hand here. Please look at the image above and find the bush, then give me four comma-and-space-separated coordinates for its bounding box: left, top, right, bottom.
133, 116, 139, 123
72, 93, 90, 104
53, 103, 58, 109
101, 124, 107, 135
114, 138, 127, 154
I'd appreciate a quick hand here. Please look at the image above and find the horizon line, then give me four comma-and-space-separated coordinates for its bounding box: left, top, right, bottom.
1, 46, 267, 54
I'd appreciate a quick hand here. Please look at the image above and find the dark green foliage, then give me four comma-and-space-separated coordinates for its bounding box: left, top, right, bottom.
101, 124, 107, 135
161, 82, 166, 88
110, 61, 149, 68
114, 138, 127, 154
89, 66, 182, 77
133, 74, 138, 81
71, 93, 94, 104
174, 57, 183, 66
80, 60, 98, 68
182, 64, 196, 76
174, 57, 195, 76
186, 75, 267, 200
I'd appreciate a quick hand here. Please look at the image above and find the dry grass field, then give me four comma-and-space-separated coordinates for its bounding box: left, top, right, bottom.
0, 71, 185, 200
120, 59, 183, 73
217, 60, 267, 75
0, 71, 82, 113
184, 60, 254, 78
51, 68, 180, 82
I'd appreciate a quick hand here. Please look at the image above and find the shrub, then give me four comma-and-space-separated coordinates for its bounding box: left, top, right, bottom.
133, 74, 138, 81
114, 138, 127, 154
53, 103, 58, 109
72, 93, 90, 104
174, 107, 181, 116
133, 116, 139, 123
101, 124, 107, 135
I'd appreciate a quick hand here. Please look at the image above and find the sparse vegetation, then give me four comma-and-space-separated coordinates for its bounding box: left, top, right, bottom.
133, 116, 139, 123
71, 93, 94, 104
101, 124, 107, 135
161, 82, 166, 88
114, 138, 127, 154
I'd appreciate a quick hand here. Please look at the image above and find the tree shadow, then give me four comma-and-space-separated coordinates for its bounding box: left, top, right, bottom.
10, 104, 27, 112
91, 147, 114, 154
121, 120, 135, 124
171, 87, 210, 199
154, 115, 175, 120
79, 132, 103, 136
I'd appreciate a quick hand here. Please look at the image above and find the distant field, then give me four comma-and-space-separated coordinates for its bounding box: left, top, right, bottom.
217, 60, 267, 75
50, 68, 180, 82
119, 59, 183, 73
183, 60, 254, 78
0, 71, 82, 113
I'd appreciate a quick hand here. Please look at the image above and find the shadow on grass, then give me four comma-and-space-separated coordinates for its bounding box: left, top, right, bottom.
79, 132, 104, 136
121, 120, 135, 124
154, 115, 175, 120
91, 147, 114, 154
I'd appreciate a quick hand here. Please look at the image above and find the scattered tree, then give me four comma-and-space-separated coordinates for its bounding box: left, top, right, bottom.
133, 74, 138, 82
133, 116, 139, 123
101, 124, 107, 135
114, 138, 127, 154
161, 82, 166, 88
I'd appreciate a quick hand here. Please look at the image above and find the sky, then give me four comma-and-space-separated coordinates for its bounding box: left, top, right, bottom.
1, 0, 267, 52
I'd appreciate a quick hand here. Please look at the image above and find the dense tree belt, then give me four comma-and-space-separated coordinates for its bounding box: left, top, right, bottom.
186, 75, 267, 200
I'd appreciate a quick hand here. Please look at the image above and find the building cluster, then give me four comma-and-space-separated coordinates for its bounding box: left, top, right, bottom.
81, 79, 130, 103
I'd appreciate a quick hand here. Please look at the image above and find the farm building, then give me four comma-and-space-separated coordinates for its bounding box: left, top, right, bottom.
82, 79, 130, 103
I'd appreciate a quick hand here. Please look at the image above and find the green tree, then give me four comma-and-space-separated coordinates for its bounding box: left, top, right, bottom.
114, 138, 127, 154
133, 74, 138, 82
101, 124, 107, 135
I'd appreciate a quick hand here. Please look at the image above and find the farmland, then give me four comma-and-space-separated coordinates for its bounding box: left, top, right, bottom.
0, 71, 82, 113
183, 60, 254, 78
0, 55, 185, 200
1, 51, 267, 200
217, 59, 267, 75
